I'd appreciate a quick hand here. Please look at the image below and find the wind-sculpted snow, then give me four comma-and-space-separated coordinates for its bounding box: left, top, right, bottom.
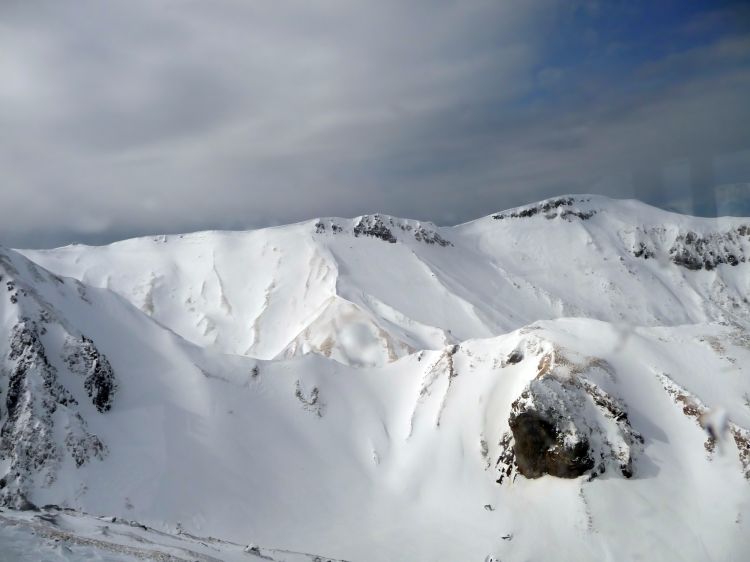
3, 196, 750, 560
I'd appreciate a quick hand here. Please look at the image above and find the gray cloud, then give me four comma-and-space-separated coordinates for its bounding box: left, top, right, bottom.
1, 0, 749, 248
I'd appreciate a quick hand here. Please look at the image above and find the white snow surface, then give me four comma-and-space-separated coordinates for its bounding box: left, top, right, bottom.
0, 194, 748, 561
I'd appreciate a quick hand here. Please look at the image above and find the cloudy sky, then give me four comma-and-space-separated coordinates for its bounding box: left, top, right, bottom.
2, 0, 749, 248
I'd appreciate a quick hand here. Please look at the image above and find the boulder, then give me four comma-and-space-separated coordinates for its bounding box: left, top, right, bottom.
509, 411, 594, 479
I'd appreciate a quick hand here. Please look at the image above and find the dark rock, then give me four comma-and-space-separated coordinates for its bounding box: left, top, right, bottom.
35, 513, 58, 524
1, 323, 110, 506
631, 225, 749, 271
63, 335, 117, 412
504, 349, 524, 366
668, 230, 747, 270
17, 496, 39, 511
412, 225, 452, 247
65, 421, 107, 467
353, 215, 397, 243
509, 411, 594, 479
295, 381, 325, 417
560, 209, 596, 221
492, 197, 594, 221
323, 215, 451, 246
496, 352, 642, 483
2, 323, 76, 497
633, 243, 655, 259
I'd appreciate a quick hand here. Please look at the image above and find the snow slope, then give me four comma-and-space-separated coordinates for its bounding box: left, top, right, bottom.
23, 195, 750, 367
1, 195, 749, 561
0, 507, 348, 562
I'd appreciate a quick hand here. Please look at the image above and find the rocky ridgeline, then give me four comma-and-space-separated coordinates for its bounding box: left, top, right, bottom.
315, 214, 453, 246
492, 197, 596, 221
0, 254, 115, 508
629, 225, 750, 270
496, 345, 642, 483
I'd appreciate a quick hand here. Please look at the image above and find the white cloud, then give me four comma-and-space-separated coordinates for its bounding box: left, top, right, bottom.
0, 1, 748, 247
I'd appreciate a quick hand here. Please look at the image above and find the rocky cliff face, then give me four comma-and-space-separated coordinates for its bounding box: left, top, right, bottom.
627, 225, 750, 271
63, 335, 117, 413
496, 344, 643, 483
0, 250, 115, 508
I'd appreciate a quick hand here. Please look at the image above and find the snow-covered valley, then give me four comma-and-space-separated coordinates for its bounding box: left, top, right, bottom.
2, 195, 750, 561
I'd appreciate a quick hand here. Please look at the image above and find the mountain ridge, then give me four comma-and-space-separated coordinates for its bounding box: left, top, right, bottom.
20, 194, 750, 368
1, 195, 750, 561
17, 194, 744, 252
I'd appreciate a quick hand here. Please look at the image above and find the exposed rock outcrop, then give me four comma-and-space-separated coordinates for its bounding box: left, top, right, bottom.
1, 322, 72, 506
409, 224, 452, 247
497, 348, 642, 483
492, 197, 596, 221
509, 409, 595, 479
353, 215, 398, 243
295, 380, 326, 418
669, 229, 748, 270
0, 255, 114, 507
628, 225, 750, 270
1, 323, 109, 506
63, 336, 118, 413
315, 215, 452, 246
657, 371, 750, 479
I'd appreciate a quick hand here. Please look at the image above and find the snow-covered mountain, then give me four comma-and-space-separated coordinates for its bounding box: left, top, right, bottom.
23, 195, 750, 367
2, 195, 750, 561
